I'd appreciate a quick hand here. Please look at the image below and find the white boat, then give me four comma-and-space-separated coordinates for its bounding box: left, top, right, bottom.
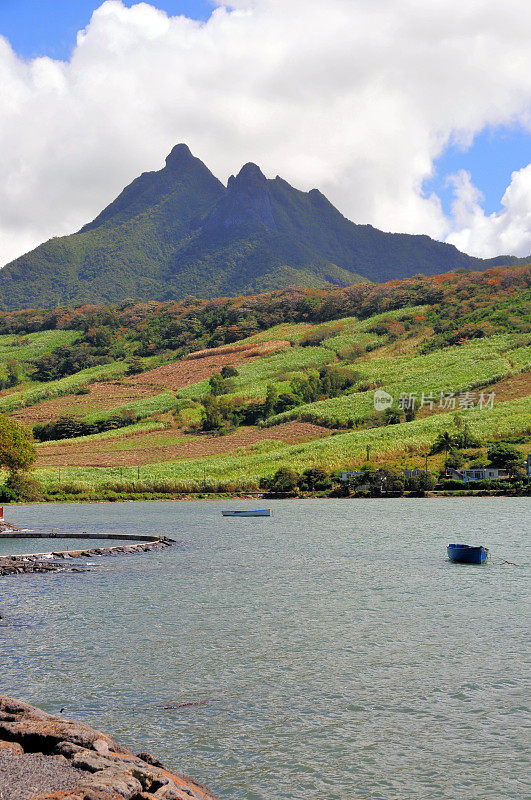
221, 509, 271, 517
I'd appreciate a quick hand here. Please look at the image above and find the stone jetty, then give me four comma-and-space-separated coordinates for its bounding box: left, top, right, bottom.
0, 519, 19, 534
0, 695, 221, 800
0, 533, 175, 576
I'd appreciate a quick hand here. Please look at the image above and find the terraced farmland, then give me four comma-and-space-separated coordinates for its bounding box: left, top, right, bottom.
0, 265, 528, 494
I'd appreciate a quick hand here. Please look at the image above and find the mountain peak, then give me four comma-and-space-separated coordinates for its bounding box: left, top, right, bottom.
1, 144, 527, 311
228, 162, 267, 191
165, 143, 194, 168
237, 162, 266, 181
221, 161, 276, 230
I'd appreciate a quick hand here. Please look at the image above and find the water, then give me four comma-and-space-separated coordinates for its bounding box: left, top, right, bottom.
0, 499, 528, 800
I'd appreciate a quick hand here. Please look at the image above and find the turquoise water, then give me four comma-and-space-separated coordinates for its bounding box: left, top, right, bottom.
0, 499, 528, 800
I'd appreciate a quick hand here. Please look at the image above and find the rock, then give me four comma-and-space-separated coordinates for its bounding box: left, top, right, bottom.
0, 738, 23, 754
93, 738, 111, 756
72, 750, 116, 772
77, 767, 143, 796
0, 695, 222, 800
137, 753, 164, 768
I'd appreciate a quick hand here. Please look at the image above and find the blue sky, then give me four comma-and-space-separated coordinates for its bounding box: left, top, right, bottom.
424, 125, 531, 216
0, 0, 529, 264
0, 0, 213, 59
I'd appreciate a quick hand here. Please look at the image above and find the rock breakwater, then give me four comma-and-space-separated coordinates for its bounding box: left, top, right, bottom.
0, 695, 221, 799
0, 536, 175, 576
0, 520, 19, 533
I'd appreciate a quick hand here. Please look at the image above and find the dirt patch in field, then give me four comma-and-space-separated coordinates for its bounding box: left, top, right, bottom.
11, 381, 154, 425
131, 340, 291, 391
184, 340, 290, 359
415, 369, 530, 419
10, 340, 291, 425
474, 370, 530, 403
36, 421, 330, 467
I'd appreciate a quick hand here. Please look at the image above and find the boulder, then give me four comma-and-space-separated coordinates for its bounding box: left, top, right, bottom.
0, 695, 222, 800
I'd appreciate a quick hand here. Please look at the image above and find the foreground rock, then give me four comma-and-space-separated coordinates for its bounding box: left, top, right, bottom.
0, 696, 221, 800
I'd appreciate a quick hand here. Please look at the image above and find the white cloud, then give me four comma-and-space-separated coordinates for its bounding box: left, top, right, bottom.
0, 0, 530, 266
446, 165, 531, 257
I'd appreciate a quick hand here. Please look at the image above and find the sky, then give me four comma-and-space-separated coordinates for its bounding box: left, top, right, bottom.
0, 0, 530, 267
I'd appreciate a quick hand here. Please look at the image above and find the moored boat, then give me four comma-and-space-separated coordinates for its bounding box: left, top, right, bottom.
447, 543, 489, 564
221, 509, 271, 517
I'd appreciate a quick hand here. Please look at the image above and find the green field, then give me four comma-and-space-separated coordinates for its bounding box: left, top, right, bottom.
34, 397, 530, 489
0, 330, 79, 366
0, 266, 529, 496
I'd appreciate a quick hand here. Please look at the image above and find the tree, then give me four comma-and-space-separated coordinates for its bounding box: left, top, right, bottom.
266, 467, 299, 494
446, 448, 464, 469
430, 431, 453, 455
208, 373, 227, 395
454, 423, 480, 448
274, 392, 300, 413
406, 472, 436, 495
365, 466, 404, 496
0, 415, 37, 475
6, 359, 20, 388
487, 443, 523, 476
298, 468, 331, 492
208, 373, 235, 395
201, 394, 227, 431
263, 384, 278, 418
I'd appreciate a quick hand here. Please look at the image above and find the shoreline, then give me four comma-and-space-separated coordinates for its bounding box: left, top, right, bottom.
1, 486, 528, 507
0, 695, 221, 800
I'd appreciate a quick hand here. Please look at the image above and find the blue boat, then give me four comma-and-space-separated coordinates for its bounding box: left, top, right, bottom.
447, 543, 489, 564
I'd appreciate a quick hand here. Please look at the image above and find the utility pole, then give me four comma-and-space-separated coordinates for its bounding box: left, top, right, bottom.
425, 453, 428, 473
366, 444, 371, 462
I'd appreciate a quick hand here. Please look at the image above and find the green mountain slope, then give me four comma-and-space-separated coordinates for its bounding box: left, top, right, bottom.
0, 145, 528, 310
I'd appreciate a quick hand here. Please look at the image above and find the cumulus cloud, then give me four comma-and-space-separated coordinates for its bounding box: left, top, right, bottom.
446, 165, 531, 257
0, 0, 530, 266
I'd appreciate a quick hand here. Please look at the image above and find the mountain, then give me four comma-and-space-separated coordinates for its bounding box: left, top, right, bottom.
0, 144, 528, 310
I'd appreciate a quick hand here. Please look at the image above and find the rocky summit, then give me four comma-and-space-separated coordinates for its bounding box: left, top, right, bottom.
0, 695, 221, 800
0, 144, 528, 311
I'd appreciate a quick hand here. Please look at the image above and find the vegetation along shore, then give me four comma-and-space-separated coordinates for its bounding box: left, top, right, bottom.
0, 266, 529, 503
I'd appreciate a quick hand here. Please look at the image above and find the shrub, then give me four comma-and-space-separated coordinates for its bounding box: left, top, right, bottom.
1, 472, 43, 502
405, 472, 437, 495
31, 345, 111, 382
125, 357, 144, 375
33, 410, 139, 442
337, 343, 365, 361
221, 366, 239, 378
